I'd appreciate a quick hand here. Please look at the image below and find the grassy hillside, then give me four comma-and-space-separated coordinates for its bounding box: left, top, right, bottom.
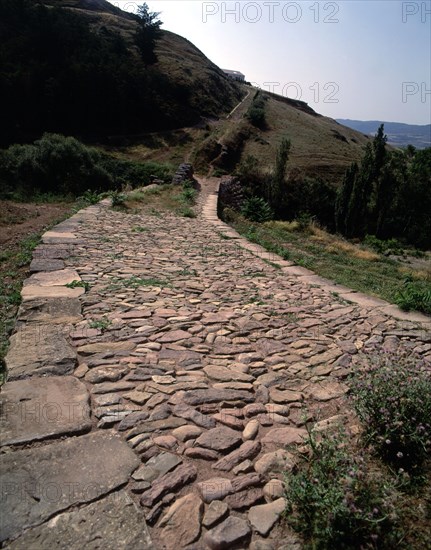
0, 0, 243, 146
239, 90, 371, 182
1, 0, 377, 184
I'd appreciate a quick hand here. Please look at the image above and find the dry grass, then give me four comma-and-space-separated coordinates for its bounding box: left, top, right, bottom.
309, 226, 380, 261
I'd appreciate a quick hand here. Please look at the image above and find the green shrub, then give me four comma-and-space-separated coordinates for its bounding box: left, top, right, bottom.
0, 134, 112, 198
246, 106, 266, 127
364, 235, 404, 256
0, 134, 174, 199
395, 279, 431, 314
286, 427, 398, 549
110, 190, 127, 208
241, 196, 273, 223
245, 92, 267, 128
350, 351, 431, 472
180, 207, 197, 218
77, 190, 102, 205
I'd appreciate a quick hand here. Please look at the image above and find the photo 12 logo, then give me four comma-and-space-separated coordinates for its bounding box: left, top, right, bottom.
252, 81, 340, 104
401, 2, 431, 22
202, 2, 340, 24
402, 82, 430, 103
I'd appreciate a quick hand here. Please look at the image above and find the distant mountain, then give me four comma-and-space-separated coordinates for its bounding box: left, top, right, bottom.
336, 119, 431, 149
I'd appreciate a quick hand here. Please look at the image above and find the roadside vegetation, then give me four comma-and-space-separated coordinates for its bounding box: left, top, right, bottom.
221, 126, 431, 315
0, 132, 175, 381
285, 351, 431, 549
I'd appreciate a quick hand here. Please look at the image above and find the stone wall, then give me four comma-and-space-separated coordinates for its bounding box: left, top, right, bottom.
172, 163, 195, 185
218, 176, 244, 213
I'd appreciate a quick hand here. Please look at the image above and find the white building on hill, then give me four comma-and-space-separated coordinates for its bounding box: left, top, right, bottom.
223, 69, 245, 82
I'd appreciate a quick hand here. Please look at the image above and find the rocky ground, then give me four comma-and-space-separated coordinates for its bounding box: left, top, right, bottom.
1, 179, 430, 549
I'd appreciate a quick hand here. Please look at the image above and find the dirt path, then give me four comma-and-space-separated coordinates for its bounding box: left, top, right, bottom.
1, 183, 430, 549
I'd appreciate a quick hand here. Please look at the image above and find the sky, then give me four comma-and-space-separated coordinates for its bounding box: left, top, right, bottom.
108, 0, 431, 124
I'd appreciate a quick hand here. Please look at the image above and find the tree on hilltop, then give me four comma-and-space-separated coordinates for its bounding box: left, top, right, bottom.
135, 2, 163, 66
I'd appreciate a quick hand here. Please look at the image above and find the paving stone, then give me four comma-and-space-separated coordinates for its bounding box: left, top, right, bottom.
172, 403, 216, 429
263, 479, 285, 502
305, 381, 349, 401
204, 516, 251, 549
184, 447, 220, 460
249, 541, 275, 550
231, 473, 262, 493
77, 341, 136, 355
132, 452, 182, 482
0, 431, 139, 542
155, 330, 192, 343
269, 388, 303, 404
232, 459, 254, 474
172, 424, 203, 441
85, 365, 129, 383
204, 365, 253, 382
225, 487, 263, 509
127, 417, 187, 438
17, 297, 82, 324
213, 440, 261, 471
202, 500, 229, 528
123, 390, 152, 405
243, 403, 267, 417
24, 268, 81, 287
183, 388, 254, 405
29, 258, 65, 273
197, 478, 233, 503
254, 450, 296, 475
212, 412, 244, 430
21, 285, 84, 301
262, 427, 307, 447
6, 491, 154, 550
92, 381, 136, 394
196, 426, 242, 452
140, 463, 198, 507
5, 325, 77, 380
153, 435, 178, 449
248, 498, 286, 536
0, 376, 91, 446
159, 493, 203, 548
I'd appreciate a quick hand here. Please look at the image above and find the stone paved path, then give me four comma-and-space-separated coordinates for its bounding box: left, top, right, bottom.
2, 177, 430, 549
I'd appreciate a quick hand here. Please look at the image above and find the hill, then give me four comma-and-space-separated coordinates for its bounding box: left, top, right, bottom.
337, 119, 431, 149
0, 0, 374, 183
0, 0, 243, 146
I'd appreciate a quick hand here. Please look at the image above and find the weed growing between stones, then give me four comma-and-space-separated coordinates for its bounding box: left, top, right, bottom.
89, 317, 112, 331
132, 226, 150, 233
65, 280, 90, 292
350, 351, 431, 474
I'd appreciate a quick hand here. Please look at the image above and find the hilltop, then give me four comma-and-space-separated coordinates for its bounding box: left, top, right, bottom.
0, 0, 243, 146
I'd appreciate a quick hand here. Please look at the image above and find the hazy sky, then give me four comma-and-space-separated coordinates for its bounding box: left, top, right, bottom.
109, 1, 431, 124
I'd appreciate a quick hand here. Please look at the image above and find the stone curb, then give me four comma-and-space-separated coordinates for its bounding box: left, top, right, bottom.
1, 201, 154, 549
200, 180, 431, 331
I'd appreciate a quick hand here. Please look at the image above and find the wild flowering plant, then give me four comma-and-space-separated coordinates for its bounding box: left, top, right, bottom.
285, 426, 399, 549
350, 350, 431, 473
